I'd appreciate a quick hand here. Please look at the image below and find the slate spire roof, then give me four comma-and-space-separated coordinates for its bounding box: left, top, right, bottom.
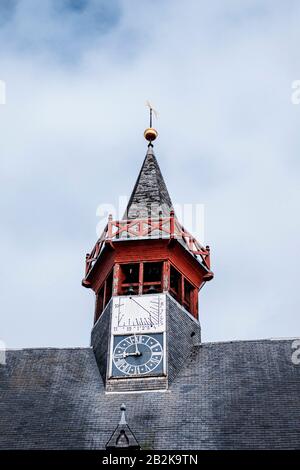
123, 143, 173, 220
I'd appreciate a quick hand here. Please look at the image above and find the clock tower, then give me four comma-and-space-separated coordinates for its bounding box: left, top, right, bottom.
82, 116, 213, 392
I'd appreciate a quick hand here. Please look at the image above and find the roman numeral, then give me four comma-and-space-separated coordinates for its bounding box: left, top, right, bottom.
122, 363, 131, 374
150, 357, 161, 365
115, 358, 126, 368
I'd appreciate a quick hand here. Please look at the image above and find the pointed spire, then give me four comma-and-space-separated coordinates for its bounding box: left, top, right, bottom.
124, 103, 174, 220
124, 143, 174, 220
105, 404, 140, 450
119, 403, 127, 425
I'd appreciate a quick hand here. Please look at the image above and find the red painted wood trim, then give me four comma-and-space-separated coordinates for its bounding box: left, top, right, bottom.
139, 262, 144, 295
181, 275, 185, 306
112, 264, 120, 296
163, 261, 169, 292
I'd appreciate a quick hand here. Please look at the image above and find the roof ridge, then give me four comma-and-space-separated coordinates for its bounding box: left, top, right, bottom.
200, 337, 299, 346
3, 346, 93, 352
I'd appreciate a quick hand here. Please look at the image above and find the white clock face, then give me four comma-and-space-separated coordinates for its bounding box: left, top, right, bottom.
111, 294, 166, 334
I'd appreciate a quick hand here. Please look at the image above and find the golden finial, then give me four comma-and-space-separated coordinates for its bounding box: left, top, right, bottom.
144, 101, 158, 143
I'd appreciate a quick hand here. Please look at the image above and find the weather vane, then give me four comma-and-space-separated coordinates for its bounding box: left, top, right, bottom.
144, 101, 158, 144
146, 101, 158, 127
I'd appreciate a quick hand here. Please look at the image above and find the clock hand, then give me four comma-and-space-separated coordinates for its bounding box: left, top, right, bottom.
123, 351, 142, 358
134, 334, 141, 355
129, 297, 154, 327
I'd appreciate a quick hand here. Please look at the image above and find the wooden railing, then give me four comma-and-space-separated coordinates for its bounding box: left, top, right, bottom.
84, 211, 211, 278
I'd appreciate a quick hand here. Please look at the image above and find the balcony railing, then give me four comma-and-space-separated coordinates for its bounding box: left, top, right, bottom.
84, 211, 211, 278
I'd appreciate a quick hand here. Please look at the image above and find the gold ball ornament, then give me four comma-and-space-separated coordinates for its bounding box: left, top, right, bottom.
144, 127, 158, 142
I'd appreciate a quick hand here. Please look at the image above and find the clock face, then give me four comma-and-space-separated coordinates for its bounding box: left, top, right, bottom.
112, 294, 166, 334
111, 333, 164, 377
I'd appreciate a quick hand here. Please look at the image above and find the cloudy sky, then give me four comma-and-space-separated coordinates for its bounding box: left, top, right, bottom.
0, 0, 299, 348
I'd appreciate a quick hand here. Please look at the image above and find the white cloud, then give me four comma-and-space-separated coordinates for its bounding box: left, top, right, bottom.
0, 0, 300, 347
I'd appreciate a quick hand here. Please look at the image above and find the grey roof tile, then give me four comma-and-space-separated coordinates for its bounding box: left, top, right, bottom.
0, 340, 300, 449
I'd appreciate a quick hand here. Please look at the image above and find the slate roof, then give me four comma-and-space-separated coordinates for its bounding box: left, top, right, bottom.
1, 339, 300, 450
123, 144, 173, 219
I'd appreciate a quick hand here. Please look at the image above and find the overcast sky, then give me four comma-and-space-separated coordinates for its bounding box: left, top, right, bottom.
0, 0, 300, 348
